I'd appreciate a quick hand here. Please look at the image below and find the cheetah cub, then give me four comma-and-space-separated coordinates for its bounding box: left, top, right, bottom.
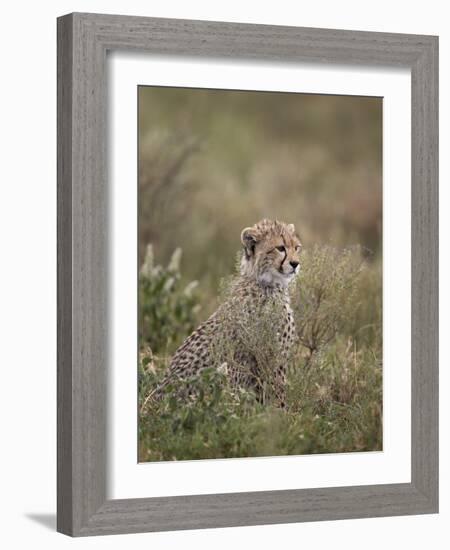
166, 219, 301, 406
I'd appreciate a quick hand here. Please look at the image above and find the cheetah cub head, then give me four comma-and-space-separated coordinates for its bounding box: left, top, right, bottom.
240, 219, 302, 288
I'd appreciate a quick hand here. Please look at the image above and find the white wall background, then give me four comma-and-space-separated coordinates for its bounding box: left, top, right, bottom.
0, 1, 447, 548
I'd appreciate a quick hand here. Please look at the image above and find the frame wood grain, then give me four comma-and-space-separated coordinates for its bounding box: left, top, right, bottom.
57, 12, 438, 536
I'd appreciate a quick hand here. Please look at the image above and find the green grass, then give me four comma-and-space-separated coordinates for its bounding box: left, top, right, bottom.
137, 88, 382, 461
138, 245, 382, 462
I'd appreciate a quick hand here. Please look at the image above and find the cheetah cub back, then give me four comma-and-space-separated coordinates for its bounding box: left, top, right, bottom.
167, 219, 302, 406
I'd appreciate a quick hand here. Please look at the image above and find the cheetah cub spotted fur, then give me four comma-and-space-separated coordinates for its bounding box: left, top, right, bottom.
163, 219, 301, 406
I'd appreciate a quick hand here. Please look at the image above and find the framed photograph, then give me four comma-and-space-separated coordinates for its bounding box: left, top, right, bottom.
57, 13, 438, 536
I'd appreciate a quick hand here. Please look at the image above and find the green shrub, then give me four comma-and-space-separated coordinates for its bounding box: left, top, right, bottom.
139, 245, 201, 355
139, 366, 264, 461
138, 244, 383, 461
139, 342, 382, 461
291, 245, 365, 357
286, 337, 382, 452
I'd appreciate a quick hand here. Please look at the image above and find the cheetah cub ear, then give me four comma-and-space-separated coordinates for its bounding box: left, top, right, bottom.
241, 227, 258, 257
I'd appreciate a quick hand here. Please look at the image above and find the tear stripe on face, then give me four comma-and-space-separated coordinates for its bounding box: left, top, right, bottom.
280, 251, 287, 271
279, 236, 287, 271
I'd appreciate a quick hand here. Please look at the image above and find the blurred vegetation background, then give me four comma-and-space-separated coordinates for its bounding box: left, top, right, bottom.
138, 87, 382, 461
139, 87, 382, 316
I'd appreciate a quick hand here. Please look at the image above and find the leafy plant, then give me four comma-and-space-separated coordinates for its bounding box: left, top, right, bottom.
139, 245, 201, 355
139, 366, 264, 461
290, 245, 364, 359
138, 244, 383, 461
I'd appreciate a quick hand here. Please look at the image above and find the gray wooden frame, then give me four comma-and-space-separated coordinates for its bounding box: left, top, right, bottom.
57, 12, 438, 537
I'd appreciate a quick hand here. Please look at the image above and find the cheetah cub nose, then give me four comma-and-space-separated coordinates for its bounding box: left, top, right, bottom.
290, 261, 299, 269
